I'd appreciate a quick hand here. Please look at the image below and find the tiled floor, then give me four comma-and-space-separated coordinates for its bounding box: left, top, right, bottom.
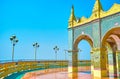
30, 71, 92, 79
29, 72, 118, 79
22, 67, 119, 79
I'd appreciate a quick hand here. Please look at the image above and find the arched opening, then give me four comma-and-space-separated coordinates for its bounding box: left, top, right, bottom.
78, 40, 91, 74
73, 34, 93, 77
102, 27, 120, 77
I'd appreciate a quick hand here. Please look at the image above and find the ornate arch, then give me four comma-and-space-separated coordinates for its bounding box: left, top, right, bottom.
102, 27, 120, 50
73, 34, 93, 50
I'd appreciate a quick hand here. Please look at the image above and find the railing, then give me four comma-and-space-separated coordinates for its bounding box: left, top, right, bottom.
0, 60, 68, 79
0, 60, 91, 79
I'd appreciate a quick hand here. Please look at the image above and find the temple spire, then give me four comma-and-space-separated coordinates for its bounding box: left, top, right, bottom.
71, 5, 74, 16
92, 0, 103, 18
69, 5, 76, 26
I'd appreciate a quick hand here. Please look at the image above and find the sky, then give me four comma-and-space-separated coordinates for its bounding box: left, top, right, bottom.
0, 0, 120, 61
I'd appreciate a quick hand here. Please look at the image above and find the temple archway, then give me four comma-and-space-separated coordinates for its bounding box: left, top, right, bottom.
73, 34, 93, 77
102, 27, 120, 77
68, 0, 120, 78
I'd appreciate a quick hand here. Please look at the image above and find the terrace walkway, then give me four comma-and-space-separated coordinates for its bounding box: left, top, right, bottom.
22, 67, 118, 79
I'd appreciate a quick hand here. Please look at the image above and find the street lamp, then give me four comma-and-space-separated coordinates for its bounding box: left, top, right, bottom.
10, 35, 19, 62
33, 42, 39, 61
53, 46, 59, 60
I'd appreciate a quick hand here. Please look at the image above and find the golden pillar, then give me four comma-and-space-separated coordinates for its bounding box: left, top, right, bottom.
68, 50, 78, 79
92, 48, 101, 79
91, 50, 94, 77
100, 47, 108, 77
92, 47, 108, 79
116, 50, 120, 77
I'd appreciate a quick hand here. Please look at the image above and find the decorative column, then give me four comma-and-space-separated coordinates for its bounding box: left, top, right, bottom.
116, 50, 120, 77
90, 50, 94, 77
91, 47, 108, 78
68, 50, 78, 79
92, 48, 101, 78
100, 47, 108, 77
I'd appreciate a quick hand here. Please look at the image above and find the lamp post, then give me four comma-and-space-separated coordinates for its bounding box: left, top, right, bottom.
53, 46, 59, 60
33, 42, 39, 61
10, 35, 19, 62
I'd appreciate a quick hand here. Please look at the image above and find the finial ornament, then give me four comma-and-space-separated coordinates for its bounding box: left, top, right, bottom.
72, 5, 74, 10
71, 5, 74, 16
71, 5, 75, 17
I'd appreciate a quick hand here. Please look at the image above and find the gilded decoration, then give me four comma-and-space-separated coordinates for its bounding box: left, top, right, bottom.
91, 48, 101, 68
68, 0, 120, 28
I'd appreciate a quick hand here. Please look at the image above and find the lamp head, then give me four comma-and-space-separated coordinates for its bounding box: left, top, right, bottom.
16, 39, 19, 43
33, 44, 35, 47
10, 37, 13, 41
12, 35, 16, 39
37, 45, 39, 47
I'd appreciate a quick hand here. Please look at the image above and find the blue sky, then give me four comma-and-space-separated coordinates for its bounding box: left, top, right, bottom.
0, 0, 120, 61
